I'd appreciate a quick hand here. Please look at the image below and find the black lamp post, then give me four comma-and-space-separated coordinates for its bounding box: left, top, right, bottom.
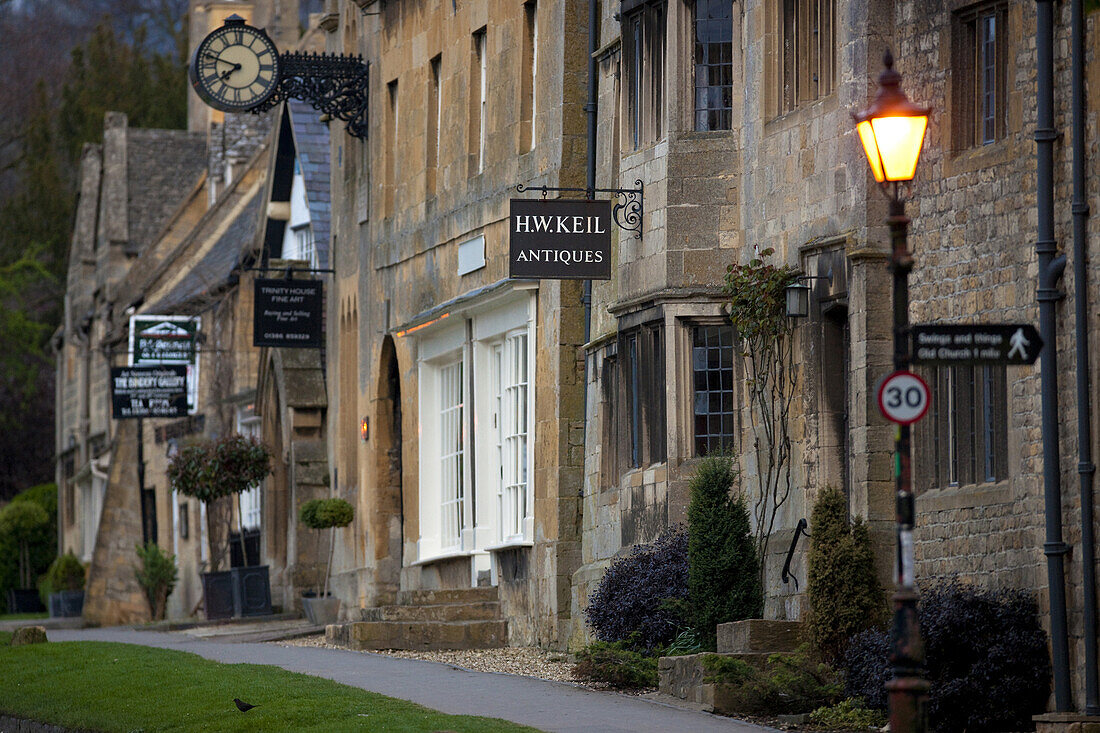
853, 51, 931, 733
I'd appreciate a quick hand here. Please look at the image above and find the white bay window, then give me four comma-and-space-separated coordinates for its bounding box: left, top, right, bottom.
415, 290, 535, 572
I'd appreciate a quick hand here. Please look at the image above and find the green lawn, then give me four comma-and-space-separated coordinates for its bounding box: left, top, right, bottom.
0, 640, 542, 732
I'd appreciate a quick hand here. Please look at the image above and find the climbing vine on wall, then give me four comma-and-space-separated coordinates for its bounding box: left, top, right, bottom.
722, 248, 800, 589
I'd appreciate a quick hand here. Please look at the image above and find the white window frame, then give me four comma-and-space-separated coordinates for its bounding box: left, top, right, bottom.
415, 292, 536, 567
237, 406, 263, 531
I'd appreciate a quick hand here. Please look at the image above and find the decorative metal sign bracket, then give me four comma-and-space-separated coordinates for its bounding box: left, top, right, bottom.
515, 180, 644, 239
252, 52, 369, 139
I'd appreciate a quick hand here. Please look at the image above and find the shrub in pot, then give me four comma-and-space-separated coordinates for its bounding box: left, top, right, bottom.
133, 542, 178, 621
167, 434, 271, 618
0, 499, 50, 612
298, 497, 354, 625
41, 552, 86, 617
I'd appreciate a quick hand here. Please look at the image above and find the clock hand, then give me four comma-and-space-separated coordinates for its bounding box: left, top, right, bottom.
203, 52, 235, 67
220, 62, 243, 80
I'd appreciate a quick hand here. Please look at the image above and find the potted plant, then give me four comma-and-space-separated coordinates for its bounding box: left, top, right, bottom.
298, 497, 354, 626
133, 542, 178, 621
167, 434, 272, 619
0, 500, 50, 613
42, 552, 86, 618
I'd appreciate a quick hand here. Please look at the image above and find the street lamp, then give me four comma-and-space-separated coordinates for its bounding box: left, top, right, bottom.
853, 50, 931, 733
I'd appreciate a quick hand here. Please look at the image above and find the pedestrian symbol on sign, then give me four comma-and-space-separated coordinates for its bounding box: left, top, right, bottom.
1007, 328, 1029, 360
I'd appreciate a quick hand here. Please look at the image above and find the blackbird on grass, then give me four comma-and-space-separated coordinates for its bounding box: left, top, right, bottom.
234, 698, 259, 712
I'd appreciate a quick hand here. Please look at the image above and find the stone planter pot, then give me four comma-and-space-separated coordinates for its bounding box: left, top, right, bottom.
48, 590, 85, 618
6, 588, 46, 614
201, 566, 272, 620
302, 596, 340, 626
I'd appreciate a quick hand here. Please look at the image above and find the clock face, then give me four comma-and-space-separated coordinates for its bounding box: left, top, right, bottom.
189, 20, 280, 112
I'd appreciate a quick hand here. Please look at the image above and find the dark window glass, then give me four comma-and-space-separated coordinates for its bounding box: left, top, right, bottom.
622, 0, 666, 149
692, 325, 737, 455
694, 0, 733, 130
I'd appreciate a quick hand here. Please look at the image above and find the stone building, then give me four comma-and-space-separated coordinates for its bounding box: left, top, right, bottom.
319, 0, 589, 647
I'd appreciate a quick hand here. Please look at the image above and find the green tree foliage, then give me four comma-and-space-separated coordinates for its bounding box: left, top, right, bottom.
687, 456, 762, 644
0, 483, 57, 609
299, 498, 355, 599
168, 435, 272, 571
0, 15, 187, 502
805, 486, 888, 663
133, 541, 178, 621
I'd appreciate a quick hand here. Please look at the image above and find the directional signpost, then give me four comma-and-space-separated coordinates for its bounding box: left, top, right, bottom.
909, 323, 1043, 366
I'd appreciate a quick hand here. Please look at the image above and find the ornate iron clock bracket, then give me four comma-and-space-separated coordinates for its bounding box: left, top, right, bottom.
514, 181, 644, 239
251, 51, 369, 139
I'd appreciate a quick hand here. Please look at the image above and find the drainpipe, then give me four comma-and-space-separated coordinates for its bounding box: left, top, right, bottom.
1071, 0, 1099, 713
1035, 0, 1072, 711
581, 0, 597, 453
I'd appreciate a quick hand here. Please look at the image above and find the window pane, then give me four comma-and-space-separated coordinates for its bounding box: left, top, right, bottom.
693, 0, 733, 131
692, 325, 737, 455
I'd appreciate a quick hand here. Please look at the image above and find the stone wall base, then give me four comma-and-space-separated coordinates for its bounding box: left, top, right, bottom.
1034, 713, 1100, 733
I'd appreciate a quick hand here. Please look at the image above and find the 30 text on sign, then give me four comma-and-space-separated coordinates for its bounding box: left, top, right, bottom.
877, 371, 931, 426
254, 278, 324, 348
509, 198, 612, 280
111, 365, 189, 419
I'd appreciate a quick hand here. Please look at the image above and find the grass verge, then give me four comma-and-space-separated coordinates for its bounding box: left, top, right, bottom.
0, 640, 542, 732
0, 612, 48, 621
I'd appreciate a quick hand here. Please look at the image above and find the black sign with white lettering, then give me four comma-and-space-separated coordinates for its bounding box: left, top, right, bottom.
909, 324, 1043, 365
253, 278, 324, 348
111, 365, 189, 419
509, 198, 612, 280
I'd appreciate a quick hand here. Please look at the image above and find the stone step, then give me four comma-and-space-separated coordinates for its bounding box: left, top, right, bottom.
330, 619, 508, 651
395, 587, 499, 606
361, 601, 501, 623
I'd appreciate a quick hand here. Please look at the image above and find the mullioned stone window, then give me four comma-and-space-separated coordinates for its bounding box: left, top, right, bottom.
621, 0, 666, 149
692, 0, 733, 130
951, 1, 1009, 149
778, 0, 835, 113
691, 324, 737, 456
916, 364, 1008, 491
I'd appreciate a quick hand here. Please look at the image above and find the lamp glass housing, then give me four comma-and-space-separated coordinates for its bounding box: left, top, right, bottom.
785, 281, 811, 318
857, 115, 928, 183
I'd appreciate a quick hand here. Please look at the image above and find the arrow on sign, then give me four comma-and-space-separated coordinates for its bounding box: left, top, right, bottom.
909, 324, 1043, 366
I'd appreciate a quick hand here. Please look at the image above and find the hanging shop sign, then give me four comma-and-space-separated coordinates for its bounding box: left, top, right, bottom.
111, 365, 189, 419
129, 315, 200, 413
509, 198, 612, 280
253, 278, 324, 348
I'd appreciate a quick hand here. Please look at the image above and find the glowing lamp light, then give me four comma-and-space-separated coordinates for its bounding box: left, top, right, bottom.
853, 52, 930, 184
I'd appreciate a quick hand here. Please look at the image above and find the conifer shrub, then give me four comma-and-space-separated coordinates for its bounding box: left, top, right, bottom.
805, 486, 887, 662
584, 528, 688, 652
133, 542, 178, 621
686, 456, 762, 644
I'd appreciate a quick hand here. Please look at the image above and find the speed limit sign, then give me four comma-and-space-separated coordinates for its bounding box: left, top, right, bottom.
877, 371, 931, 425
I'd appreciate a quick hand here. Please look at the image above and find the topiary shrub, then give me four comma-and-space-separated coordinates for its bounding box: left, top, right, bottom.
584, 528, 688, 652
39, 552, 85, 605
298, 497, 355, 599
573, 640, 659, 688
921, 582, 1050, 733
805, 486, 887, 663
133, 542, 178, 621
168, 435, 271, 571
0, 484, 57, 613
687, 456, 761, 644
839, 582, 1052, 732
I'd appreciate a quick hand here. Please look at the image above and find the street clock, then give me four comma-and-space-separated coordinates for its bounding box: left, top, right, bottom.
189, 15, 281, 112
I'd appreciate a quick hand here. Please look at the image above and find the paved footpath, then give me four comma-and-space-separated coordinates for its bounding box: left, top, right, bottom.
48, 627, 773, 733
